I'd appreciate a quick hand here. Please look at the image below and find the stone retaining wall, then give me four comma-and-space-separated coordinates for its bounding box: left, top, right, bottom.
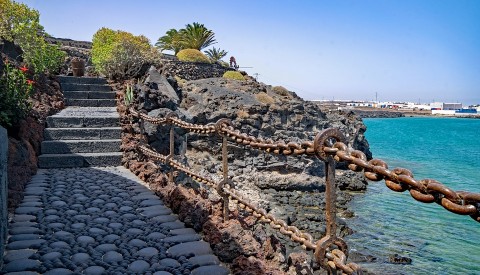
161, 60, 234, 80
0, 126, 7, 269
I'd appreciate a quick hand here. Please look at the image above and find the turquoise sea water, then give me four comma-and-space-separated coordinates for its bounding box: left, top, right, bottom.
345, 117, 480, 275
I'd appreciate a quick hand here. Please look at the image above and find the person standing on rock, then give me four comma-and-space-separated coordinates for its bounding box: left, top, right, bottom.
230, 56, 239, 70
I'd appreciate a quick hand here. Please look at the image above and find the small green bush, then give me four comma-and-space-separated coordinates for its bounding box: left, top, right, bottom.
0, 62, 33, 127
92, 27, 161, 80
256, 92, 275, 105
176, 49, 210, 63
272, 86, 291, 97
223, 71, 245, 81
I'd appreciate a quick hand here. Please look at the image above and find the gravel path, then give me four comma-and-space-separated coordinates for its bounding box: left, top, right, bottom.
2, 167, 229, 275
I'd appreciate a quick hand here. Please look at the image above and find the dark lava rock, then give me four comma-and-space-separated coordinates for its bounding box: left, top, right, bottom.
388, 253, 412, 264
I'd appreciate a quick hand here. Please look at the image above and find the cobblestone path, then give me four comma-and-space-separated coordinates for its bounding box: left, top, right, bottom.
1, 167, 229, 275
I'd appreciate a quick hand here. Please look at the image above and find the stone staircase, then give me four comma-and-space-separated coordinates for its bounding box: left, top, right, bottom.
38, 76, 122, 168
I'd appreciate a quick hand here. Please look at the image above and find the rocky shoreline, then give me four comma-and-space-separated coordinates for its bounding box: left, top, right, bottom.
350, 109, 405, 118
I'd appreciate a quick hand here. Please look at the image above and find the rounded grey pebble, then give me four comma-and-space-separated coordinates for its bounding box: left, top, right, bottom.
77, 236, 95, 245
87, 207, 101, 213
102, 251, 123, 263
44, 215, 60, 222
89, 228, 107, 235
128, 239, 147, 248
153, 272, 173, 275
42, 251, 62, 261
104, 211, 117, 216
103, 202, 117, 209
119, 206, 133, 212
52, 201, 67, 207
93, 217, 109, 224
159, 258, 181, 268
53, 231, 73, 240
71, 253, 90, 263
128, 260, 150, 273
136, 247, 158, 258
71, 223, 86, 229
126, 228, 143, 235
84, 266, 105, 275
92, 199, 106, 204
108, 223, 122, 229
47, 223, 65, 229
132, 219, 146, 226
50, 241, 70, 249
103, 234, 120, 242
65, 210, 78, 216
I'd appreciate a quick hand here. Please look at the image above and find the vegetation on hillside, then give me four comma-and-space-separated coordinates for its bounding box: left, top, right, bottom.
204, 47, 228, 63
92, 27, 161, 80
223, 71, 245, 81
156, 22, 217, 52
176, 49, 210, 63
0, 0, 66, 127
0, 0, 65, 74
0, 62, 33, 127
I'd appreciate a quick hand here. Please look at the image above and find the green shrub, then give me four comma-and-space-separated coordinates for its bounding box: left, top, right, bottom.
272, 86, 291, 97
0, 62, 33, 127
256, 92, 275, 105
223, 71, 245, 81
176, 49, 210, 63
0, 0, 65, 74
92, 27, 161, 80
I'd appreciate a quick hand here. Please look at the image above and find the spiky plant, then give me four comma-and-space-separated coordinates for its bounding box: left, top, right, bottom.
204, 47, 228, 63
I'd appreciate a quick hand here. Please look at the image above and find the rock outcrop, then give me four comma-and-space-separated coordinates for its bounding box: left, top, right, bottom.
122, 66, 372, 273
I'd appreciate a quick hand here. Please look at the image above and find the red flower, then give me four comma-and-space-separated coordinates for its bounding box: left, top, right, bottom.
26, 79, 35, 85
20, 65, 29, 73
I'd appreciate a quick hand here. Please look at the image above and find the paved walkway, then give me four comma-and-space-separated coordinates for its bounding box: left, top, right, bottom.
2, 167, 229, 274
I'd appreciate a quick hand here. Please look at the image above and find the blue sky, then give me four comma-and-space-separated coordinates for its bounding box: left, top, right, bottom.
18, 0, 480, 105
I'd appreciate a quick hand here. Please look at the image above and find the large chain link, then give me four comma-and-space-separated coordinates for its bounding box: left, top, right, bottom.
326, 142, 480, 223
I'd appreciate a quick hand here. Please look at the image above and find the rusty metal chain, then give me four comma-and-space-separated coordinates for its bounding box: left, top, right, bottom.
130, 108, 216, 134
129, 108, 166, 125
324, 141, 480, 223
136, 144, 318, 253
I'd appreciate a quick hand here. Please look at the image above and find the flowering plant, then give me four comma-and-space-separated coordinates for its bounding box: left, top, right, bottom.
0, 61, 33, 127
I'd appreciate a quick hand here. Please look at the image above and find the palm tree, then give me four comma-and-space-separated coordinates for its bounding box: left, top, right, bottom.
179, 22, 216, 50
204, 47, 228, 62
155, 29, 182, 54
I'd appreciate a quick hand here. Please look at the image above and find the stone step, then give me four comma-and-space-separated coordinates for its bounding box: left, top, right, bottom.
38, 152, 122, 168
41, 139, 121, 154
47, 116, 119, 128
65, 99, 116, 107
44, 127, 122, 140
63, 91, 116, 99
58, 75, 107, 85
61, 83, 111, 92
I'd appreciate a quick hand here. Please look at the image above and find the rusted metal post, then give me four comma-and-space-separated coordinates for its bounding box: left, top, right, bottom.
221, 136, 230, 221
325, 155, 337, 238
168, 125, 174, 183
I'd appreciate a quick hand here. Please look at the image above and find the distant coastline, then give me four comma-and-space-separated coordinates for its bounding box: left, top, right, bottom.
350, 107, 480, 119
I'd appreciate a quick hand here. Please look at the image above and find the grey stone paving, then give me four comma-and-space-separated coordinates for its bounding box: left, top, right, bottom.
1, 167, 229, 274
